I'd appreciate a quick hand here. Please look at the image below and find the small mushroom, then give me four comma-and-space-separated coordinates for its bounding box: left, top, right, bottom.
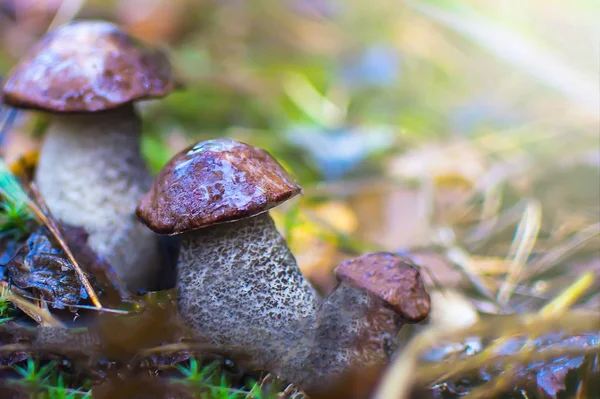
1, 20, 175, 291
277, 252, 431, 391
136, 138, 320, 358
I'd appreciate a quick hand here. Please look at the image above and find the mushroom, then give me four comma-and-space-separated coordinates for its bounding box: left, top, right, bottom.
276, 252, 431, 391
136, 138, 320, 359
1, 20, 175, 291
136, 138, 430, 390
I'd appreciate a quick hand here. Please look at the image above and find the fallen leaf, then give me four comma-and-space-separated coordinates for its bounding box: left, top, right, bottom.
6, 227, 85, 309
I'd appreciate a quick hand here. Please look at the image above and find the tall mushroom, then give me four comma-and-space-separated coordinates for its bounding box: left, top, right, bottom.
1, 20, 175, 291
276, 252, 431, 391
136, 138, 319, 356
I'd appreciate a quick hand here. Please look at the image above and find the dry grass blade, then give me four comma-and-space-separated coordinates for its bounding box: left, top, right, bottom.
466, 200, 526, 250
0, 282, 64, 327
540, 272, 595, 316
497, 199, 542, 305
525, 222, 600, 279
437, 228, 500, 307
28, 183, 102, 309
47, 0, 86, 31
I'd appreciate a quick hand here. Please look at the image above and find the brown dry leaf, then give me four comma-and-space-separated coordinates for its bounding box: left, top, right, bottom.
4, 222, 129, 311
6, 227, 87, 309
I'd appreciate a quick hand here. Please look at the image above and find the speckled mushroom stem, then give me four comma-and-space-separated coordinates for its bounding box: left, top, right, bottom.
271, 283, 403, 391
177, 212, 319, 363
34, 105, 161, 292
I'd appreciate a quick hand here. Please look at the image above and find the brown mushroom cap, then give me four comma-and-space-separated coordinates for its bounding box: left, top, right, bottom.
2, 20, 173, 112
136, 138, 302, 235
334, 252, 431, 323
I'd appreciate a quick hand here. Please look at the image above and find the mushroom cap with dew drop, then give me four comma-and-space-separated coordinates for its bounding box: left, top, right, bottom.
2, 20, 173, 113
136, 137, 318, 374
136, 138, 302, 235
334, 252, 431, 323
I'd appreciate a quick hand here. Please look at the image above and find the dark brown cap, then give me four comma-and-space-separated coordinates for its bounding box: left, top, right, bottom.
136, 138, 302, 235
334, 252, 431, 323
2, 20, 174, 112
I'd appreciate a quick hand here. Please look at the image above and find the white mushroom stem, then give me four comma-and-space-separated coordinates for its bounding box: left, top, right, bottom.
34, 104, 161, 292
177, 212, 319, 363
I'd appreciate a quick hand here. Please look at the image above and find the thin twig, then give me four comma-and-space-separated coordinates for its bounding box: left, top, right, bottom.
14, 289, 128, 314
540, 271, 595, 316
28, 183, 102, 309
